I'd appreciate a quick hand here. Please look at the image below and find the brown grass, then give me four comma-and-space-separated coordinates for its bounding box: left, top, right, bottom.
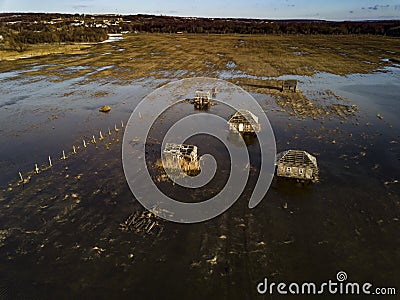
1, 34, 398, 81
0, 43, 93, 61
0, 33, 398, 118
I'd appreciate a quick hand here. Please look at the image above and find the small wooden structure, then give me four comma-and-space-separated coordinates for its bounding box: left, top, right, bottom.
211, 87, 218, 98
228, 109, 261, 133
275, 150, 319, 182
162, 143, 200, 174
281, 80, 298, 92
194, 91, 211, 108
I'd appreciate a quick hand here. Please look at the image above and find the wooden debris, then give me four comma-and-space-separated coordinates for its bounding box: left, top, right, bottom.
120, 211, 162, 235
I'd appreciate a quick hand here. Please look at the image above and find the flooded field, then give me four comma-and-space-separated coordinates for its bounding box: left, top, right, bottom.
0, 34, 399, 299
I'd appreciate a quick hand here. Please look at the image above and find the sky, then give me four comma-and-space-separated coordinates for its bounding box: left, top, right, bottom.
1, 0, 400, 20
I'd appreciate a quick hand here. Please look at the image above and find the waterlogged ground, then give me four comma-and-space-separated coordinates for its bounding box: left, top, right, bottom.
0, 35, 399, 299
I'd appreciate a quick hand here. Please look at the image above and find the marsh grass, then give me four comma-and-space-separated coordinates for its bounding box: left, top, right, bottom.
0, 43, 93, 61
1, 34, 398, 81
0, 33, 398, 118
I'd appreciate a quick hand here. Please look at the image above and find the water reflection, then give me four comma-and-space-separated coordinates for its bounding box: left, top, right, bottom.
0, 60, 399, 299
226, 131, 258, 147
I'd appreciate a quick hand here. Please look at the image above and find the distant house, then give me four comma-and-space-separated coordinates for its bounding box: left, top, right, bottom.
275, 150, 319, 182
228, 109, 261, 133
72, 20, 84, 26
95, 23, 107, 28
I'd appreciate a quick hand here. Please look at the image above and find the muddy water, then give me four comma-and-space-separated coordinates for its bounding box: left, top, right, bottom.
0, 59, 399, 299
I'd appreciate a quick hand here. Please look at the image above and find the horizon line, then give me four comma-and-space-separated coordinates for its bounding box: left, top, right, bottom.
1, 11, 400, 22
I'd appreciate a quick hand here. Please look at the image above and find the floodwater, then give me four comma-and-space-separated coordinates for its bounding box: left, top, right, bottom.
0, 55, 399, 299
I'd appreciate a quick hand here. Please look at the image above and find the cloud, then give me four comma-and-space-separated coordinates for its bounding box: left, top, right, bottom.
148, 10, 179, 15
73, 5, 89, 10
368, 4, 390, 10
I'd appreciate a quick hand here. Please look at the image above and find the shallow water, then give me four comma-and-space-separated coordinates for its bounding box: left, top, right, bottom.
0, 57, 399, 299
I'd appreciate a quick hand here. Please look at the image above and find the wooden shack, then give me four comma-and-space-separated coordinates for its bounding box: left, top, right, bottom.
275, 150, 319, 182
162, 143, 200, 175
211, 87, 218, 98
281, 80, 298, 92
228, 109, 261, 133
194, 91, 211, 108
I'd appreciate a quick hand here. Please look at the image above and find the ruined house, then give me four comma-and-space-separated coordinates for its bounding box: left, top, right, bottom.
275, 150, 319, 182
194, 91, 211, 108
228, 109, 261, 133
281, 80, 298, 92
162, 143, 200, 175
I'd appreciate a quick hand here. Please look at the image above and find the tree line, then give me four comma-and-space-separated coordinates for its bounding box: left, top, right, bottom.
1, 13, 399, 52
122, 15, 400, 36
10, 27, 108, 44
1, 26, 107, 51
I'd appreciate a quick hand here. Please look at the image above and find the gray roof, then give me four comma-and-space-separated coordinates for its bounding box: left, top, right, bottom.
164, 143, 197, 156
194, 90, 211, 99
276, 149, 318, 169
228, 109, 260, 131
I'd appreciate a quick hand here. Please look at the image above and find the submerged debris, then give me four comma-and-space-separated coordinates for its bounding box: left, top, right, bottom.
91, 246, 106, 255
207, 256, 218, 266
384, 180, 399, 185
120, 211, 162, 235
99, 105, 111, 113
